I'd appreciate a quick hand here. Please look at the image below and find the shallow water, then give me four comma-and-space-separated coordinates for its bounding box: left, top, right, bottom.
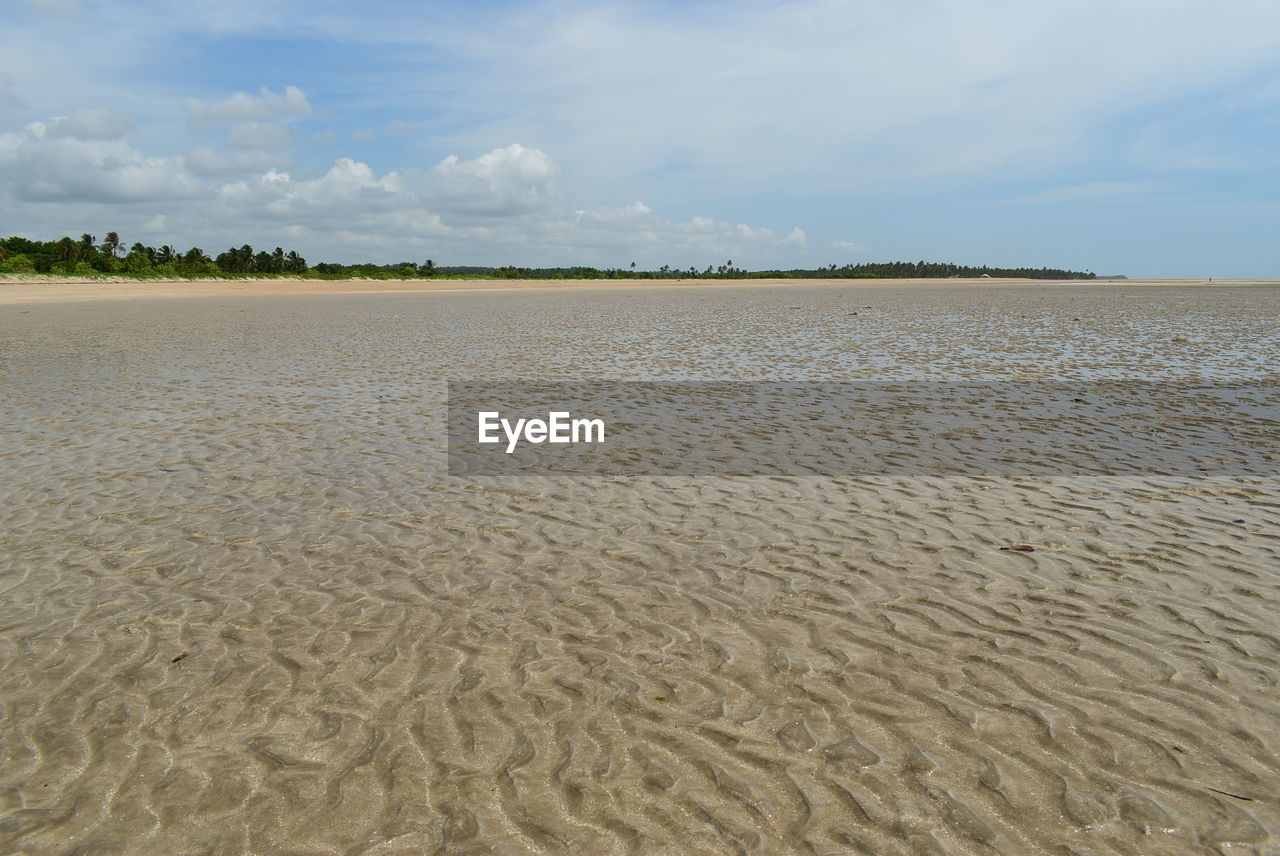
1, 284, 1278, 855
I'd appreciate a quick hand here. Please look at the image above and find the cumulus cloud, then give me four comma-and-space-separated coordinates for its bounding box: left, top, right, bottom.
430, 143, 559, 216
225, 121, 293, 150
832, 240, 866, 252
201, 168, 807, 265
4, 0, 1277, 275
0, 123, 204, 203
183, 85, 311, 128
215, 158, 405, 227
0, 114, 806, 266
195, 150, 805, 265
44, 107, 135, 140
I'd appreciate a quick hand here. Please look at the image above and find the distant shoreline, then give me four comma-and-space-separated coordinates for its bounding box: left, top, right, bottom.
2, 275, 1277, 306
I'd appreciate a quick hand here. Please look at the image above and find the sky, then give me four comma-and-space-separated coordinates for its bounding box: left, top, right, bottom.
1, 0, 1278, 276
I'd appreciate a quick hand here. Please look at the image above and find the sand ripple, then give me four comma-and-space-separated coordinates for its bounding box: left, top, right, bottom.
1, 284, 1277, 854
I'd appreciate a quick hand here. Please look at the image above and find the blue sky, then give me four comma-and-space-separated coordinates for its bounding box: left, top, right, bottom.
2, 0, 1278, 275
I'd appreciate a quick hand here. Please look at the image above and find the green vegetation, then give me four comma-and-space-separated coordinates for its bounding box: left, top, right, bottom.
0, 233, 306, 278
747, 261, 1096, 280
425, 260, 1096, 280
1, 233, 1096, 280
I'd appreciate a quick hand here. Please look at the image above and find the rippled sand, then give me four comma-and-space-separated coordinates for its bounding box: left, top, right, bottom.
1, 284, 1277, 855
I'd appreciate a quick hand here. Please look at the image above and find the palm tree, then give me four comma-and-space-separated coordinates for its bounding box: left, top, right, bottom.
216, 245, 253, 273
100, 232, 122, 258
55, 237, 77, 266
236, 245, 254, 272
123, 243, 153, 272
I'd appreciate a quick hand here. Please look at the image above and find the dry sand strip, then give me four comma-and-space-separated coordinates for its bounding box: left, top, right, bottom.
2, 275, 1276, 305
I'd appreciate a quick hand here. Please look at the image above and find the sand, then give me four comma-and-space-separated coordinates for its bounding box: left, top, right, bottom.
0, 283, 1277, 854
2, 275, 1278, 306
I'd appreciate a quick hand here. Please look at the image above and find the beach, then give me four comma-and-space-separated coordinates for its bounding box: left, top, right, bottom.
2, 275, 1278, 306
1, 282, 1277, 854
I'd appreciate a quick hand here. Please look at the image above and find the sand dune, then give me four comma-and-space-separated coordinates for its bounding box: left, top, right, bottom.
1, 284, 1276, 854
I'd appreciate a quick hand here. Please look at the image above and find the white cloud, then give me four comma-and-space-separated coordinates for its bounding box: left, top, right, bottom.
833, 240, 866, 252
140, 214, 167, 233
430, 143, 558, 216
44, 107, 135, 140
352, 128, 376, 142
226, 121, 293, 150
449, 0, 1280, 200
3, 0, 1278, 275
186, 146, 293, 177
313, 130, 335, 144
0, 136, 804, 266
0, 123, 203, 203
183, 85, 311, 128
388, 119, 411, 136
214, 158, 406, 226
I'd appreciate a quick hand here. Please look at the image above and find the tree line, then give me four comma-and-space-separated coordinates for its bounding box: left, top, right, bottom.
1, 233, 1095, 280
761, 261, 1095, 279
0, 233, 310, 277
436, 260, 1095, 280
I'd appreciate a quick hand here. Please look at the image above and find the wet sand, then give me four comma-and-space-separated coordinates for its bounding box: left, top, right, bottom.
2, 275, 1278, 306
1, 284, 1277, 854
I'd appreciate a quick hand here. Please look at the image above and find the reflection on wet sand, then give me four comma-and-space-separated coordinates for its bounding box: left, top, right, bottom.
1, 284, 1277, 854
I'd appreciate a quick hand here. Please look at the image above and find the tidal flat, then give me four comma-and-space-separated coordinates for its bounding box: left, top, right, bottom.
1, 283, 1277, 854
